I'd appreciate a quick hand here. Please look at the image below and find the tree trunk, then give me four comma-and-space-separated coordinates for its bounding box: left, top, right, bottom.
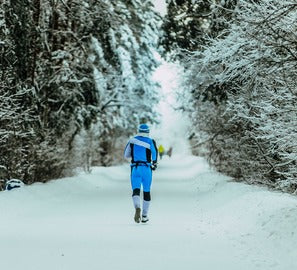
31, 0, 41, 84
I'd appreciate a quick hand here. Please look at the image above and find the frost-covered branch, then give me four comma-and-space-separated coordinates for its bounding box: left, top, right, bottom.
181, 0, 297, 192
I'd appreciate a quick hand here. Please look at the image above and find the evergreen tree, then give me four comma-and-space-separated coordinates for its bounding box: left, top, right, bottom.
160, 0, 237, 59
0, 0, 38, 183
0, 0, 161, 183
84, 0, 161, 166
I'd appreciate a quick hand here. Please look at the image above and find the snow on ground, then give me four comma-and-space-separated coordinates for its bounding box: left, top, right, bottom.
0, 153, 297, 270
1, 60, 297, 270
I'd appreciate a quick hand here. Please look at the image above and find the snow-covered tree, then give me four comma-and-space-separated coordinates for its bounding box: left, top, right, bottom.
79, 0, 161, 166
160, 0, 237, 59
0, 1, 38, 183
181, 0, 297, 192
0, 0, 161, 183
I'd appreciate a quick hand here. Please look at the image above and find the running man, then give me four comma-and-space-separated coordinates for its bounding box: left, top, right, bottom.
124, 124, 158, 223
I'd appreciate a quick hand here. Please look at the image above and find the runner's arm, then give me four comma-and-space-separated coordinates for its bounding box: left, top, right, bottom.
124, 141, 132, 158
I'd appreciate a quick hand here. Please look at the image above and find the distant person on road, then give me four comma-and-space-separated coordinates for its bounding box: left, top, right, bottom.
167, 146, 173, 158
124, 124, 158, 223
158, 144, 165, 160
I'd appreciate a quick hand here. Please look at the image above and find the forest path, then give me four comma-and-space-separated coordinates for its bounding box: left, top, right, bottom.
0, 154, 296, 270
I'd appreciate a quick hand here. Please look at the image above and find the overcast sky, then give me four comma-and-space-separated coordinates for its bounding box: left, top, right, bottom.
152, 0, 167, 16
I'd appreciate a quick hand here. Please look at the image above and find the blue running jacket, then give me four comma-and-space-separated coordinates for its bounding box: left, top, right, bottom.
124, 135, 158, 164
124, 135, 158, 191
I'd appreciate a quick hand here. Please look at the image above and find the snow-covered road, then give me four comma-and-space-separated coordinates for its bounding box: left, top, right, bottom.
0, 154, 297, 270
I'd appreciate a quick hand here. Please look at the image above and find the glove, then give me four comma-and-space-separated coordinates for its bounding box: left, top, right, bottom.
151, 161, 157, 171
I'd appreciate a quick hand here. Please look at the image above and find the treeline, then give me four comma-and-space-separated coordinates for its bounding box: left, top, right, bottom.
0, 0, 160, 185
161, 0, 297, 193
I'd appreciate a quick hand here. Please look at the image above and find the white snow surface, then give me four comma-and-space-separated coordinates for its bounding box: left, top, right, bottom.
1, 59, 297, 269
1, 154, 297, 270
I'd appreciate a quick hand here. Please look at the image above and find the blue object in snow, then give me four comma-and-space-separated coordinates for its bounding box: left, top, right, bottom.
5, 179, 24, 191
